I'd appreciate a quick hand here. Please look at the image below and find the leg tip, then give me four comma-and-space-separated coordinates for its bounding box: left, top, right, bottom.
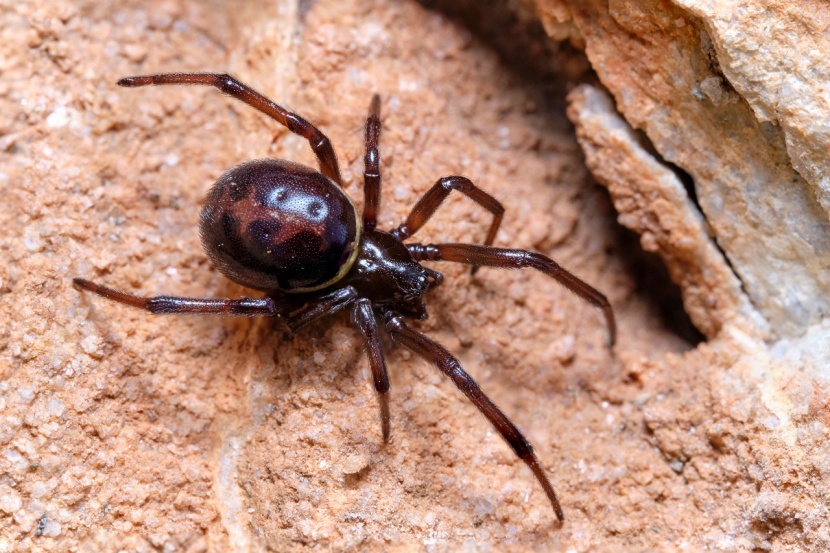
369, 94, 381, 116
117, 76, 148, 87
72, 277, 93, 291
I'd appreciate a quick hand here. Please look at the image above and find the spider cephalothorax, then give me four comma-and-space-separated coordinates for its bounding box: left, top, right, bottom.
74, 73, 616, 522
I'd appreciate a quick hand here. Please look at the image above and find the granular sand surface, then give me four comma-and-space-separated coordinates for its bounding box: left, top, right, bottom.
3, 1, 812, 551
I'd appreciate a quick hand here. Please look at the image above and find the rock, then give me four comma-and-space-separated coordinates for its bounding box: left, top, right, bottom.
539, 0, 830, 339
3, 0, 827, 550
566, 84, 760, 340
542, 0, 830, 549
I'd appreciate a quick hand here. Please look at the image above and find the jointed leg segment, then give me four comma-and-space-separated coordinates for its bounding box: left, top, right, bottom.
353, 299, 391, 441
362, 94, 382, 230
392, 176, 505, 274
383, 311, 565, 521
73, 279, 361, 331
407, 243, 617, 346
118, 73, 342, 184
73, 278, 283, 316
284, 287, 358, 333
392, 176, 504, 247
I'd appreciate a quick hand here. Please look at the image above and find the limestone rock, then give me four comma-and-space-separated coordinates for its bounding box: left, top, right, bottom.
566, 84, 759, 340
543, 0, 830, 549
539, 0, 830, 338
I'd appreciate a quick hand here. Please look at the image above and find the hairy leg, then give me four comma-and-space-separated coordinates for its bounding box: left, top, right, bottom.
392, 176, 504, 274
73, 278, 283, 316
392, 176, 505, 245
283, 287, 358, 333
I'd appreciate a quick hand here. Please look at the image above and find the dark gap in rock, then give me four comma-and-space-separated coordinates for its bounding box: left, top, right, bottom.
588, 180, 705, 347
419, 0, 706, 346
628, 124, 749, 307
415, 0, 590, 112
630, 125, 703, 213
616, 223, 706, 346
664, 161, 700, 212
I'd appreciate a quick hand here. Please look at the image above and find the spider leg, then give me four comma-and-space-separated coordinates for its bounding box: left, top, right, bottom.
407, 243, 616, 347
73, 278, 284, 316
353, 299, 391, 441
284, 286, 358, 333
117, 73, 342, 184
362, 94, 382, 230
382, 311, 565, 521
423, 267, 444, 289
391, 176, 504, 275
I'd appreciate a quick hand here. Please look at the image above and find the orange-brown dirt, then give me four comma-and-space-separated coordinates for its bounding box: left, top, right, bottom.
1, 0, 826, 551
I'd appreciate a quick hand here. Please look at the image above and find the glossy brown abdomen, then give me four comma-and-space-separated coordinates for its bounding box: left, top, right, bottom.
200, 159, 360, 292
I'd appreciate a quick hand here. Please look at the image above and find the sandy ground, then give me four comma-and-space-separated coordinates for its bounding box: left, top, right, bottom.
2, 0, 821, 551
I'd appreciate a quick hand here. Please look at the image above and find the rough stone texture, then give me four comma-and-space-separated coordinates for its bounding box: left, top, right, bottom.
566, 85, 758, 340
675, 0, 830, 221
567, 85, 830, 550
543, 0, 830, 550
538, 0, 830, 339
1, 0, 828, 552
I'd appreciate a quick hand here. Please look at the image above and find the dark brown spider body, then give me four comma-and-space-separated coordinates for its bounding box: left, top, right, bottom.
342, 230, 431, 307
74, 72, 618, 524
200, 157, 432, 313
200, 158, 361, 292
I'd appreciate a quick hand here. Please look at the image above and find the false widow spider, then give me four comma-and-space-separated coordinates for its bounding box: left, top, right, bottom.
74, 73, 616, 522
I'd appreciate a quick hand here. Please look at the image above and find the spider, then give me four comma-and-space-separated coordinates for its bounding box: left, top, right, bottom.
74, 73, 616, 522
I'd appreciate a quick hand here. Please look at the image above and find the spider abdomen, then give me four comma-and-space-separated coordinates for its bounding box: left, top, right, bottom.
200, 159, 361, 292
